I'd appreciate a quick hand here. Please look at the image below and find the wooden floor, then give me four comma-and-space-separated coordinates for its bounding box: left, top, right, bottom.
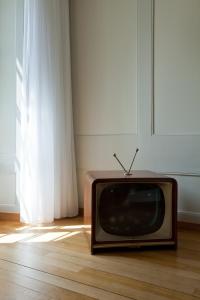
0, 218, 199, 300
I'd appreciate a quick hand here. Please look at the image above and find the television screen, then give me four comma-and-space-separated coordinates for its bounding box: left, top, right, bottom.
98, 183, 165, 236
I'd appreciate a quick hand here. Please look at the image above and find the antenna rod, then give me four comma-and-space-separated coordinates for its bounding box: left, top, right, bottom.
113, 153, 128, 174
128, 148, 139, 174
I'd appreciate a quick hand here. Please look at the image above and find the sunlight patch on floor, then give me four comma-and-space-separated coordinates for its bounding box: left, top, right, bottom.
15, 224, 90, 231
0, 233, 35, 243
0, 225, 85, 244
60, 225, 91, 230
0, 229, 82, 244
24, 232, 70, 243
28, 226, 58, 230
0, 222, 87, 243
54, 231, 81, 241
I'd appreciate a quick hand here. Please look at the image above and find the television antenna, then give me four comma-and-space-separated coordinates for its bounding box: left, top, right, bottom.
113, 148, 139, 176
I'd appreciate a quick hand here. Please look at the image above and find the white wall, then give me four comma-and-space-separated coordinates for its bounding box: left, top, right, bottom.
153, 0, 200, 223
71, 0, 200, 224
1, 0, 200, 223
0, 0, 17, 212
70, 0, 139, 206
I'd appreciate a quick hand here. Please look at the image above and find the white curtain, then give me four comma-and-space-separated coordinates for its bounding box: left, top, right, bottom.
19, 0, 78, 224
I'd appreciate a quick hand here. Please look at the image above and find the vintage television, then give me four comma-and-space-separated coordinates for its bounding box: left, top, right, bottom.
84, 170, 177, 254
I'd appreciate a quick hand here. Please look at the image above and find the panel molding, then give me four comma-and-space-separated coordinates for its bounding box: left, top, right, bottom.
152, 0, 200, 136
138, 0, 200, 136
72, 0, 138, 137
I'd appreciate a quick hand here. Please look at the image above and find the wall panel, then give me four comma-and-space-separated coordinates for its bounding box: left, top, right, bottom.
71, 0, 138, 135
154, 0, 200, 135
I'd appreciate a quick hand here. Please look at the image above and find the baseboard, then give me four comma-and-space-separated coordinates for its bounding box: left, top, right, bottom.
178, 211, 200, 224
0, 212, 20, 222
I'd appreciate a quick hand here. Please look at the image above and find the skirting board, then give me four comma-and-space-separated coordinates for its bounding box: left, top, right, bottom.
0, 212, 20, 222
178, 211, 200, 224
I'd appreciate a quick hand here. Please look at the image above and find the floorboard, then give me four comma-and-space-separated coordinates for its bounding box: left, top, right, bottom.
0, 218, 199, 300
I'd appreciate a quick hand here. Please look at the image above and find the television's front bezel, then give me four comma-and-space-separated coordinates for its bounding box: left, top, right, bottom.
91, 176, 177, 253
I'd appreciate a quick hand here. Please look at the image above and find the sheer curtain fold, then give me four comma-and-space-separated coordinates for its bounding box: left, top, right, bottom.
20, 0, 78, 224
